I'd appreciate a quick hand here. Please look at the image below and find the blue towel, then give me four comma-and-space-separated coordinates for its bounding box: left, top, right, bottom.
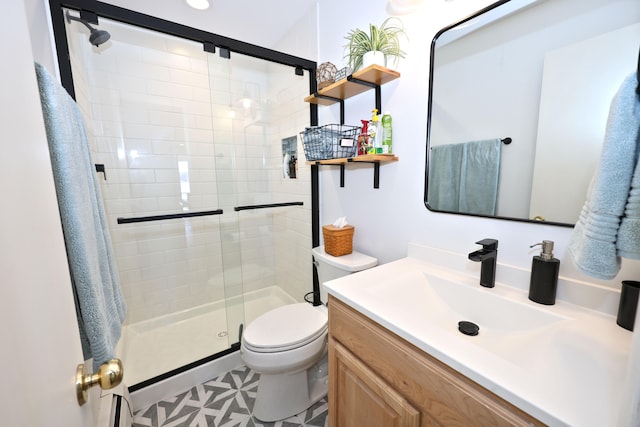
35, 63, 126, 370
568, 73, 640, 280
428, 142, 464, 212
617, 136, 640, 259
428, 139, 502, 216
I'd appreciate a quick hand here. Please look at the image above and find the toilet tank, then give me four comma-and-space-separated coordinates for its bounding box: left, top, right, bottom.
312, 246, 377, 303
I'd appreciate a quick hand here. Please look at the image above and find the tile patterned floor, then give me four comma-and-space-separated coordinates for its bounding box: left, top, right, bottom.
132, 366, 329, 427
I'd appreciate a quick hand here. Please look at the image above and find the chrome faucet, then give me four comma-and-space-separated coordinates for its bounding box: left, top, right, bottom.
468, 239, 498, 288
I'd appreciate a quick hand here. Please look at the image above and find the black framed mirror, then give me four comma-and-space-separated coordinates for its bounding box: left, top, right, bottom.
425, 0, 640, 226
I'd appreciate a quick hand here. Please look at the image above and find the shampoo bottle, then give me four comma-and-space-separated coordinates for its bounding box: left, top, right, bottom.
528, 240, 560, 305
382, 111, 392, 154
368, 109, 381, 154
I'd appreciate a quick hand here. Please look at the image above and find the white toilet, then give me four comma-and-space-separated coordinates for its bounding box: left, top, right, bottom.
240, 245, 377, 422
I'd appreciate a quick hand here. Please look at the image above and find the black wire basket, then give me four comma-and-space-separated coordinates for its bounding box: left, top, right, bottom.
300, 124, 360, 161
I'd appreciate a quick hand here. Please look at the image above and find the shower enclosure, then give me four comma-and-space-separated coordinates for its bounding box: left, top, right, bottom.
56, 5, 316, 386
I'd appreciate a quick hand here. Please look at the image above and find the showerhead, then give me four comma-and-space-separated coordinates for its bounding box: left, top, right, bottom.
89, 29, 111, 47
65, 11, 111, 47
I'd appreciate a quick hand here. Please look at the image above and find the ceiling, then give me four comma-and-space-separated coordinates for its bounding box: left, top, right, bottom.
102, 0, 317, 50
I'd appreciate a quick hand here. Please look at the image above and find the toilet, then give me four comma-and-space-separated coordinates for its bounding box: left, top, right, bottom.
240, 245, 377, 422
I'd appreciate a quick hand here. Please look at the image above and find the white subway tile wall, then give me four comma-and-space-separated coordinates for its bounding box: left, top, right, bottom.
66, 17, 312, 327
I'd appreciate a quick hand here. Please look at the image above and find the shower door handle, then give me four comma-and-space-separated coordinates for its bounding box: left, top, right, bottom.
234, 201, 303, 211
75, 358, 123, 406
117, 209, 224, 224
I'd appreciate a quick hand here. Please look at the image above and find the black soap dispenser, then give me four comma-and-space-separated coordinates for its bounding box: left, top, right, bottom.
528, 240, 560, 305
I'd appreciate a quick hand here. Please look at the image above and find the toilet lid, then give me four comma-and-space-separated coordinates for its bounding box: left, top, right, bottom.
243, 303, 328, 353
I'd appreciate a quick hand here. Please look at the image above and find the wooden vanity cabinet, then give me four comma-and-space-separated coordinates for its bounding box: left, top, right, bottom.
328, 296, 544, 427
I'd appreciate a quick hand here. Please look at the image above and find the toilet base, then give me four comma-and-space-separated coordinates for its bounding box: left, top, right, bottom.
252, 355, 328, 422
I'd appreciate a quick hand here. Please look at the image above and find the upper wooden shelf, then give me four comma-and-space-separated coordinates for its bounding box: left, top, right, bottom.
304, 65, 400, 106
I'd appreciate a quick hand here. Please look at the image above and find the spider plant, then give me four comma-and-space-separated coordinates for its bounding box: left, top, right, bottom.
345, 17, 407, 71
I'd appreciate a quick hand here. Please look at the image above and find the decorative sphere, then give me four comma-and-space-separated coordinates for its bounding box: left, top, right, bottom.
316, 62, 338, 89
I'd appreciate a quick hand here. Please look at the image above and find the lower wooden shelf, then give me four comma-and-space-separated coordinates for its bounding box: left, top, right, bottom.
306, 154, 398, 188
306, 154, 398, 165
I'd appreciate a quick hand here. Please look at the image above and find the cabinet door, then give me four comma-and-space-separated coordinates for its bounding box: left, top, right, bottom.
329, 338, 420, 427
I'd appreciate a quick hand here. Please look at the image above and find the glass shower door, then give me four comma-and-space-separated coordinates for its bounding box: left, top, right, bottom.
63, 9, 313, 386
64, 15, 241, 385
206, 51, 313, 338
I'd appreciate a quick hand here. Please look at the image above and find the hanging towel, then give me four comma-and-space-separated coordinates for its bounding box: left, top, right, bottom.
35, 63, 126, 371
568, 73, 640, 280
617, 140, 640, 259
428, 139, 501, 216
428, 142, 464, 212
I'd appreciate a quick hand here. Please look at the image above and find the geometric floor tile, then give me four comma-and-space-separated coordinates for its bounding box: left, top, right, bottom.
133, 366, 328, 427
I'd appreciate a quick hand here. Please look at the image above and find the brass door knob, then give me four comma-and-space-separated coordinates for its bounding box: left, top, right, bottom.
76, 358, 123, 406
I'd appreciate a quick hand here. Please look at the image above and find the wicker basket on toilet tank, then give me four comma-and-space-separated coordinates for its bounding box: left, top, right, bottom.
322, 225, 354, 256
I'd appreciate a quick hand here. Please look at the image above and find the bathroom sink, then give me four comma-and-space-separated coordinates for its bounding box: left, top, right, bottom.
323, 247, 632, 427
420, 272, 568, 333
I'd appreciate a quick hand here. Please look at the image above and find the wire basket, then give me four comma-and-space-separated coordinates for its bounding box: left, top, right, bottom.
300, 124, 360, 161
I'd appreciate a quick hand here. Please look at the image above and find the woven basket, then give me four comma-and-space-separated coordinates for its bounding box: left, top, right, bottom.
322, 225, 354, 256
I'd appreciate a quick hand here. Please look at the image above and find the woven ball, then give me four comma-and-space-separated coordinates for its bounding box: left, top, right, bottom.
316, 62, 338, 89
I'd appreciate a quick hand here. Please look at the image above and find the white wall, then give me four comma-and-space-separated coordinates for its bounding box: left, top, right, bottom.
316, 0, 640, 294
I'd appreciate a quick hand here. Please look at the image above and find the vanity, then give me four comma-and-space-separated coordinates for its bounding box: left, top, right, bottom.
323, 243, 631, 427
328, 297, 539, 426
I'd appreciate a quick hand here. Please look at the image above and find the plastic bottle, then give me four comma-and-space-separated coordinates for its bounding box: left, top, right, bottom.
368, 109, 381, 154
528, 240, 560, 305
357, 120, 369, 156
382, 111, 392, 154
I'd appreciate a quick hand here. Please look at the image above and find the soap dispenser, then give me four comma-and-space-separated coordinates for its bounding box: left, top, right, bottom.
528, 240, 560, 305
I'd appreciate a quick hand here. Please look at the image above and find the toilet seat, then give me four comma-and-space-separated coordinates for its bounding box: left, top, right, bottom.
243, 303, 328, 353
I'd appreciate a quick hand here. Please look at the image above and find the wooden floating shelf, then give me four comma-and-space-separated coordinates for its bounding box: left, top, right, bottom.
306, 154, 398, 166
306, 155, 398, 189
304, 65, 400, 105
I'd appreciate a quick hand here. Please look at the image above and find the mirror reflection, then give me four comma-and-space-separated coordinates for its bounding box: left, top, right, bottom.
425, 0, 640, 225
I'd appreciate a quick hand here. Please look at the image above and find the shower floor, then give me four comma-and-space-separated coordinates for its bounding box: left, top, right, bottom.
118, 286, 298, 386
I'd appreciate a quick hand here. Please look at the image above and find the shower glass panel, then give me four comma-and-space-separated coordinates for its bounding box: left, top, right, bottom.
206, 52, 313, 345
63, 11, 312, 386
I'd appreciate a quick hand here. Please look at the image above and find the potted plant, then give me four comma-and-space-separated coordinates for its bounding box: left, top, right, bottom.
344, 17, 407, 72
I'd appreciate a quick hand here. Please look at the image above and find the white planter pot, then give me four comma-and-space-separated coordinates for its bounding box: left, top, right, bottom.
362, 51, 386, 68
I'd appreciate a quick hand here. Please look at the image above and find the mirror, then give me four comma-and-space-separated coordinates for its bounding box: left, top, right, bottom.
425, 0, 640, 226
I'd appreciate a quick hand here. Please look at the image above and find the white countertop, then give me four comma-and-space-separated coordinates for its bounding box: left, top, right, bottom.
323, 243, 632, 427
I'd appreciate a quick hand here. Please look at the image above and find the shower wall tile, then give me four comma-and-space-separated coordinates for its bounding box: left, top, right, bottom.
142, 49, 193, 71
181, 128, 215, 144
190, 58, 209, 75
146, 80, 194, 98
172, 99, 212, 116
118, 61, 171, 82
130, 169, 161, 183
169, 68, 210, 87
